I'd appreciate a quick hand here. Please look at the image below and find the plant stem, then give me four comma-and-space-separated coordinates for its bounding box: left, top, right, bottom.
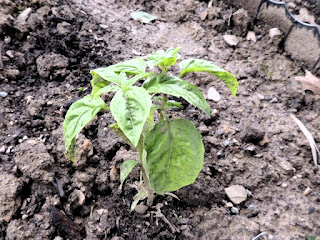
137, 144, 154, 206
160, 94, 168, 121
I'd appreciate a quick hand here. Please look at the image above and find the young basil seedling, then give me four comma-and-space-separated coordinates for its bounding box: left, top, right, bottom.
63, 47, 238, 211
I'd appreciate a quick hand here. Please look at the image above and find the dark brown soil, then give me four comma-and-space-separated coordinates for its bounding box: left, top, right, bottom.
1, 0, 320, 239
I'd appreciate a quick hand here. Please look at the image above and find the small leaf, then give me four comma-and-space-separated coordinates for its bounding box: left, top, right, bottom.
110, 87, 152, 147
146, 47, 181, 69
108, 58, 147, 75
126, 72, 155, 86
165, 100, 183, 109
93, 85, 121, 98
294, 70, 320, 94
90, 68, 125, 85
144, 119, 204, 195
179, 59, 238, 96
119, 160, 138, 190
131, 190, 148, 212
306, 236, 316, 240
131, 11, 157, 24
143, 74, 210, 116
63, 95, 107, 161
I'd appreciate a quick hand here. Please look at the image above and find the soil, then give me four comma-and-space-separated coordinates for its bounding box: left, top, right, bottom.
1, 0, 320, 239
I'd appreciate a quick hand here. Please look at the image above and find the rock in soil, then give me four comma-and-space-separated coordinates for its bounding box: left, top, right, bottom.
0, 173, 23, 223
225, 185, 247, 205
36, 53, 69, 79
14, 139, 54, 183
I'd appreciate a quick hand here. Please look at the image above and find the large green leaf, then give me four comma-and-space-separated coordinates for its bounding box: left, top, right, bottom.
63, 95, 107, 161
144, 119, 204, 194
119, 160, 138, 190
179, 59, 238, 96
146, 47, 181, 69
108, 58, 147, 75
110, 86, 152, 147
143, 74, 210, 116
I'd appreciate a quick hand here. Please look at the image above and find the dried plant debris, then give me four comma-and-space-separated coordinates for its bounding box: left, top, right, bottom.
294, 70, 320, 95
291, 114, 320, 166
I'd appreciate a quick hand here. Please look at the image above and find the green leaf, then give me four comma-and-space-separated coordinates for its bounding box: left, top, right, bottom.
108, 58, 147, 75
131, 190, 148, 212
90, 68, 125, 85
126, 72, 155, 86
63, 95, 107, 161
119, 160, 138, 190
179, 59, 238, 96
144, 119, 204, 195
146, 47, 181, 69
165, 100, 183, 109
93, 85, 121, 98
131, 11, 157, 24
143, 74, 210, 116
110, 86, 152, 147
91, 80, 110, 95
306, 236, 317, 240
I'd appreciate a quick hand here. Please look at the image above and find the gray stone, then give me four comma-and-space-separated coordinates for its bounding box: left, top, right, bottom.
248, 204, 255, 211
134, 204, 148, 215
223, 34, 239, 46
277, 158, 295, 174
225, 185, 247, 205
231, 206, 239, 214
223, 140, 230, 146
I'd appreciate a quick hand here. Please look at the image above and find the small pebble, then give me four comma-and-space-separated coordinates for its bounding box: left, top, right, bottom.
22, 214, 28, 220
303, 187, 312, 196
248, 204, 255, 211
178, 218, 189, 224
246, 189, 252, 197
269, 97, 278, 103
0, 92, 8, 98
225, 202, 233, 208
134, 204, 148, 215
6, 146, 13, 154
53, 237, 63, 240
308, 206, 315, 214
223, 140, 230, 146
268, 235, 274, 240
217, 129, 224, 135
0, 146, 6, 153
231, 207, 239, 214
281, 183, 288, 188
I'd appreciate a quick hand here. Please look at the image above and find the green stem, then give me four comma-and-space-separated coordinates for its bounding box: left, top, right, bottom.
161, 64, 167, 75
137, 143, 154, 206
